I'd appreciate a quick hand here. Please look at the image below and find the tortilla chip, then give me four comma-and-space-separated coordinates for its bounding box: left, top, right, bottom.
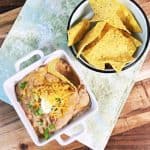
85, 55, 134, 72
92, 28, 136, 58
82, 27, 137, 72
89, 0, 120, 22
48, 59, 76, 88
108, 55, 134, 72
68, 19, 90, 46
84, 53, 133, 71
117, 5, 142, 32
121, 30, 142, 47
108, 56, 134, 73
83, 53, 105, 70
77, 21, 106, 57
109, 61, 126, 72
106, 14, 129, 33
91, 61, 105, 70
130, 36, 142, 47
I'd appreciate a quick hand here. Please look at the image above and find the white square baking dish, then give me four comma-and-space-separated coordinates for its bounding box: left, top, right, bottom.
3, 49, 98, 146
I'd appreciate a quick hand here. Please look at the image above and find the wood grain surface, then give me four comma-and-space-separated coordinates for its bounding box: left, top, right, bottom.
0, 0, 25, 13
0, 0, 150, 149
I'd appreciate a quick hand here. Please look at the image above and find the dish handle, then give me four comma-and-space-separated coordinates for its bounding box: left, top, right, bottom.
56, 122, 86, 146
15, 50, 44, 72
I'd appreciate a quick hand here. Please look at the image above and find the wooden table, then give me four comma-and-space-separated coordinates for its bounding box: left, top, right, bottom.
0, 0, 150, 149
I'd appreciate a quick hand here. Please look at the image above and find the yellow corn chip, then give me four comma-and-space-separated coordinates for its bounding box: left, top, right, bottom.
130, 36, 142, 47
90, 60, 105, 70
83, 54, 105, 70
117, 5, 142, 32
84, 53, 134, 71
48, 59, 76, 88
108, 55, 134, 72
77, 21, 106, 57
109, 61, 126, 72
121, 30, 142, 47
67, 19, 90, 46
82, 27, 137, 72
89, 28, 136, 58
89, 0, 120, 21
106, 14, 129, 33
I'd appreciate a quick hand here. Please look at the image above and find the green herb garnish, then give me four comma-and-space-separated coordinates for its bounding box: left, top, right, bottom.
19, 81, 27, 89
48, 124, 55, 131
55, 98, 61, 103
34, 108, 43, 116
38, 121, 43, 126
44, 128, 49, 139
27, 100, 35, 111
27, 102, 33, 109
44, 128, 52, 140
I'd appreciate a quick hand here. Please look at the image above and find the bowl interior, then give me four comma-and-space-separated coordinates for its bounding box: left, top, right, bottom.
68, 0, 149, 73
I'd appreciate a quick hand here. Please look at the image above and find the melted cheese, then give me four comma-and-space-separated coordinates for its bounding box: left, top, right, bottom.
33, 81, 75, 118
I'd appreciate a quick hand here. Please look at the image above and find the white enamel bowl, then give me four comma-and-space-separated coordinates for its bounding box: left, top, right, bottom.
67, 0, 150, 73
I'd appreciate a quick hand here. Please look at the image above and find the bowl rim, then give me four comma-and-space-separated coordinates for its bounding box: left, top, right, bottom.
67, 0, 150, 73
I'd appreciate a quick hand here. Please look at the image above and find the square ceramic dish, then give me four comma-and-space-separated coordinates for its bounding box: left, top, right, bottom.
3, 50, 98, 146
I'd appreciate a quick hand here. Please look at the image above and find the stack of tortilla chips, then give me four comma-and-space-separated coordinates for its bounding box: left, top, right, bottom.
68, 0, 142, 72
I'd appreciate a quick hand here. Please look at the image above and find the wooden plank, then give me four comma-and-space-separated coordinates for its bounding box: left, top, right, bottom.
0, 0, 25, 13
121, 82, 150, 117
106, 124, 150, 150
112, 80, 150, 135
0, 7, 21, 45
142, 79, 150, 98
0, 7, 21, 27
112, 111, 150, 136
137, 0, 150, 16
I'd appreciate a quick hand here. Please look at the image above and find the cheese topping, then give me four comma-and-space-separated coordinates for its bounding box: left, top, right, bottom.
33, 81, 75, 119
